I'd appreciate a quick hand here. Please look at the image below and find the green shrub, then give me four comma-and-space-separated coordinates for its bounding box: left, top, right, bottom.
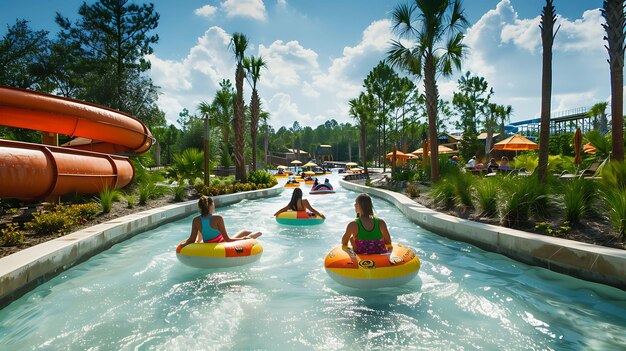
599, 161, 626, 237
534, 221, 571, 237
139, 182, 169, 205
392, 168, 416, 182
168, 148, 204, 185
431, 179, 456, 209
2, 223, 24, 246
247, 170, 278, 186
451, 173, 474, 208
499, 176, 538, 227
63, 203, 100, 224
194, 181, 275, 197
473, 178, 498, 217
125, 194, 135, 209
210, 176, 235, 187
600, 189, 626, 238
98, 188, 122, 214
562, 178, 596, 223
406, 183, 419, 198
25, 211, 75, 236
512, 153, 538, 172
173, 183, 187, 202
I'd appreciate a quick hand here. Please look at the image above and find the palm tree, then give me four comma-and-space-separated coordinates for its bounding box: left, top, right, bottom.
349, 92, 377, 176
230, 32, 248, 181
197, 101, 215, 185
484, 103, 498, 161
537, 0, 559, 183
387, 0, 468, 182
259, 110, 270, 165
244, 55, 267, 171
212, 79, 235, 167
588, 102, 609, 134
602, 0, 625, 161
498, 105, 513, 137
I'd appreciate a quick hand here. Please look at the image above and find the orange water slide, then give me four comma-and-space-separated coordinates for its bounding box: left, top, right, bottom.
0, 86, 153, 201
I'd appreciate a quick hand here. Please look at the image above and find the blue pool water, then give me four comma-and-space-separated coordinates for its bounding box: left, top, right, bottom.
1, 174, 626, 350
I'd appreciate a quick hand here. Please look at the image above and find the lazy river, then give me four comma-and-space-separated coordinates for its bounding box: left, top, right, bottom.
1, 173, 626, 350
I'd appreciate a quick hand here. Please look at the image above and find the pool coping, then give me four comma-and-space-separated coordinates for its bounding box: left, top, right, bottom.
340, 178, 626, 290
0, 186, 284, 308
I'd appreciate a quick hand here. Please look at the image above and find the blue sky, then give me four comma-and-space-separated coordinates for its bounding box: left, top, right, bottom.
0, 0, 609, 129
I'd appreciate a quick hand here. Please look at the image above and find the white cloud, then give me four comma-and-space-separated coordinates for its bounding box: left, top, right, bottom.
313, 19, 393, 101
194, 4, 218, 17
267, 93, 320, 127
277, 0, 287, 7
258, 40, 319, 88
149, 27, 235, 123
221, 0, 267, 21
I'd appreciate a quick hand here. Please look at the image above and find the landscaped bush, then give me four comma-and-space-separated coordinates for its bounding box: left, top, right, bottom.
451, 173, 474, 208
173, 183, 187, 202
499, 175, 537, 227
392, 168, 417, 182
25, 210, 74, 236
247, 170, 278, 187
194, 181, 275, 197
125, 194, 136, 209
562, 178, 596, 223
168, 148, 204, 185
600, 189, 626, 238
24, 203, 101, 236
599, 161, 626, 238
139, 181, 169, 205
473, 177, 498, 217
512, 153, 538, 172
2, 223, 24, 246
431, 179, 456, 210
406, 183, 420, 198
98, 188, 123, 214
211, 176, 236, 187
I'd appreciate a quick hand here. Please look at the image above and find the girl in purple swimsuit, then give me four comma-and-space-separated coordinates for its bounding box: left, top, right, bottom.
341, 194, 391, 254
179, 196, 262, 247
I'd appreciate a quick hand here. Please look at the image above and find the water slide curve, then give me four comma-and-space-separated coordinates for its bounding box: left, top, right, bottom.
0, 85, 153, 201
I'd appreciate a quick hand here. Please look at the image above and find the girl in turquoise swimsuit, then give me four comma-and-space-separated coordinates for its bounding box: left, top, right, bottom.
180, 196, 261, 247
341, 194, 391, 254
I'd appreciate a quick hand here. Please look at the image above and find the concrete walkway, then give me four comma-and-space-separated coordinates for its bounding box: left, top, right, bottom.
340, 178, 626, 290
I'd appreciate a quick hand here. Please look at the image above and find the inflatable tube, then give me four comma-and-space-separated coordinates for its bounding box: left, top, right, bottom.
324, 243, 420, 288
275, 173, 288, 178
284, 182, 300, 188
176, 239, 263, 268
310, 188, 336, 195
304, 180, 314, 185
275, 210, 325, 226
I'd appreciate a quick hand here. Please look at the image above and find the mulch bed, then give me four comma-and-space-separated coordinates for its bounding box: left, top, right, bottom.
350, 176, 625, 250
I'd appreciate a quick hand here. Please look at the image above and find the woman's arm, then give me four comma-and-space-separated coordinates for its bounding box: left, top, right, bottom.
181, 217, 201, 246
274, 205, 289, 217
215, 215, 249, 242
379, 218, 392, 246
341, 221, 358, 246
303, 199, 325, 218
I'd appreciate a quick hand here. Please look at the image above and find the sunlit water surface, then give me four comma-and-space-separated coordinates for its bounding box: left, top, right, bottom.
1, 174, 626, 350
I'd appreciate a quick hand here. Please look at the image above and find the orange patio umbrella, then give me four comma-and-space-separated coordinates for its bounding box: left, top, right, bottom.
412, 144, 457, 155
493, 134, 538, 151
385, 151, 416, 159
